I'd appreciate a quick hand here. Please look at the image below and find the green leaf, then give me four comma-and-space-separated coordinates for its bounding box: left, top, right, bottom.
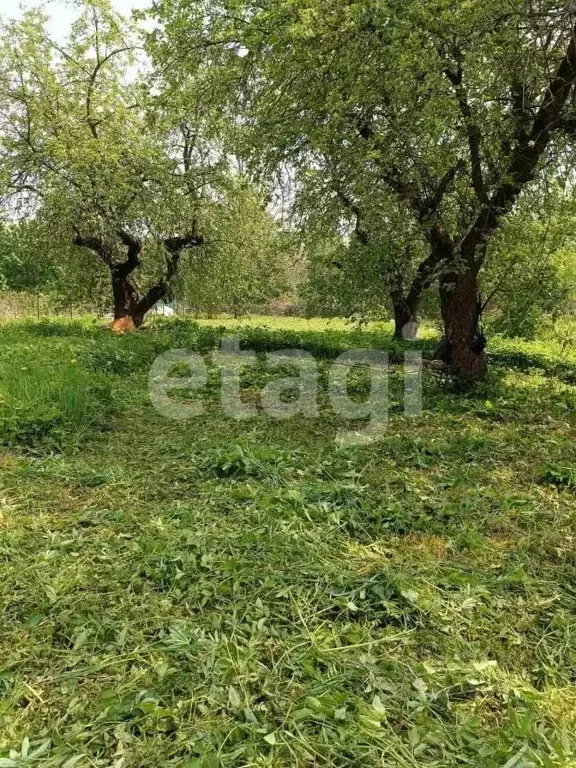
228, 685, 241, 708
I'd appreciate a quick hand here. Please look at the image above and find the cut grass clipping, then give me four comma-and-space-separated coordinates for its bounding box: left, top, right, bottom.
0, 316, 575, 767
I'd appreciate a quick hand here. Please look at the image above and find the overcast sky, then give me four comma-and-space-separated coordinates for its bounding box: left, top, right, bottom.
1, 0, 151, 39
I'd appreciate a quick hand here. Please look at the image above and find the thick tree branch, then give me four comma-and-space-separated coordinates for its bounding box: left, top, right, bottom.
420, 163, 465, 223
510, 81, 533, 145
355, 118, 426, 216
335, 189, 369, 245
163, 231, 204, 255
116, 229, 143, 277
357, 120, 462, 225
73, 231, 113, 267
378, 166, 424, 220
462, 21, 576, 265
444, 62, 488, 203
560, 112, 576, 135
405, 227, 451, 309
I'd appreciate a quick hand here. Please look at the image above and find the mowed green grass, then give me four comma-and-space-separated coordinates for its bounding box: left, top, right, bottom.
0, 316, 575, 767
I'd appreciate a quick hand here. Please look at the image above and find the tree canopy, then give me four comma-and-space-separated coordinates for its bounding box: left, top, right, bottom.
150, 0, 576, 376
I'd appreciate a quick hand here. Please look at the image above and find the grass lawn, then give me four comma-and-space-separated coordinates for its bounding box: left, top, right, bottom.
0, 316, 575, 767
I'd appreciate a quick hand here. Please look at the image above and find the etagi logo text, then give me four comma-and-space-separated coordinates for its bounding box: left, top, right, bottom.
148, 338, 423, 446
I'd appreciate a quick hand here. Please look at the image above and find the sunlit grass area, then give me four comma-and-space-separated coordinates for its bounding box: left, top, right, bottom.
193, 313, 441, 341
0, 316, 575, 766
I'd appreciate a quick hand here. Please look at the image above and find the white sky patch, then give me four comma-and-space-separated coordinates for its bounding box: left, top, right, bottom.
1, 0, 152, 40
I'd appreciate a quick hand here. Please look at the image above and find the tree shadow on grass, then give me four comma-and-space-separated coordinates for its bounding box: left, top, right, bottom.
490, 349, 576, 385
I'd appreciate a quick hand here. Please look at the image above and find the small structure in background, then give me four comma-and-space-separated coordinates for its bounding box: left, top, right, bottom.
150, 303, 176, 317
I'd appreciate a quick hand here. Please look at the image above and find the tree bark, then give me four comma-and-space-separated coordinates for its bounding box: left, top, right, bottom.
111, 269, 141, 327
438, 267, 487, 381
358, 22, 576, 382
392, 300, 419, 340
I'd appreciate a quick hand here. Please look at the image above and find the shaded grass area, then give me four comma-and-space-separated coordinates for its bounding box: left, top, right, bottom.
0, 316, 575, 766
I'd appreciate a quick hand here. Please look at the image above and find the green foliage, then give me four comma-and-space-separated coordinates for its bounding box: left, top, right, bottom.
154, 315, 437, 359
0, 222, 59, 294
304, 231, 436, 321
0, 1, 290, 318
483, 187, 576, 340
150, 0, 576, 365
542, 465, 576, 491
177, 185, 297, 312
199, 444, 296, 479
0, 333, 113, 449
79, 345, 140, 376
20, 319, 101, 338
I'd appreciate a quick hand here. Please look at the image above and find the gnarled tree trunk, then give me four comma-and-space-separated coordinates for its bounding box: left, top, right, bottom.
111, 269, 141, 330
438, 267, 487, 380
74, 229, 203, 331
